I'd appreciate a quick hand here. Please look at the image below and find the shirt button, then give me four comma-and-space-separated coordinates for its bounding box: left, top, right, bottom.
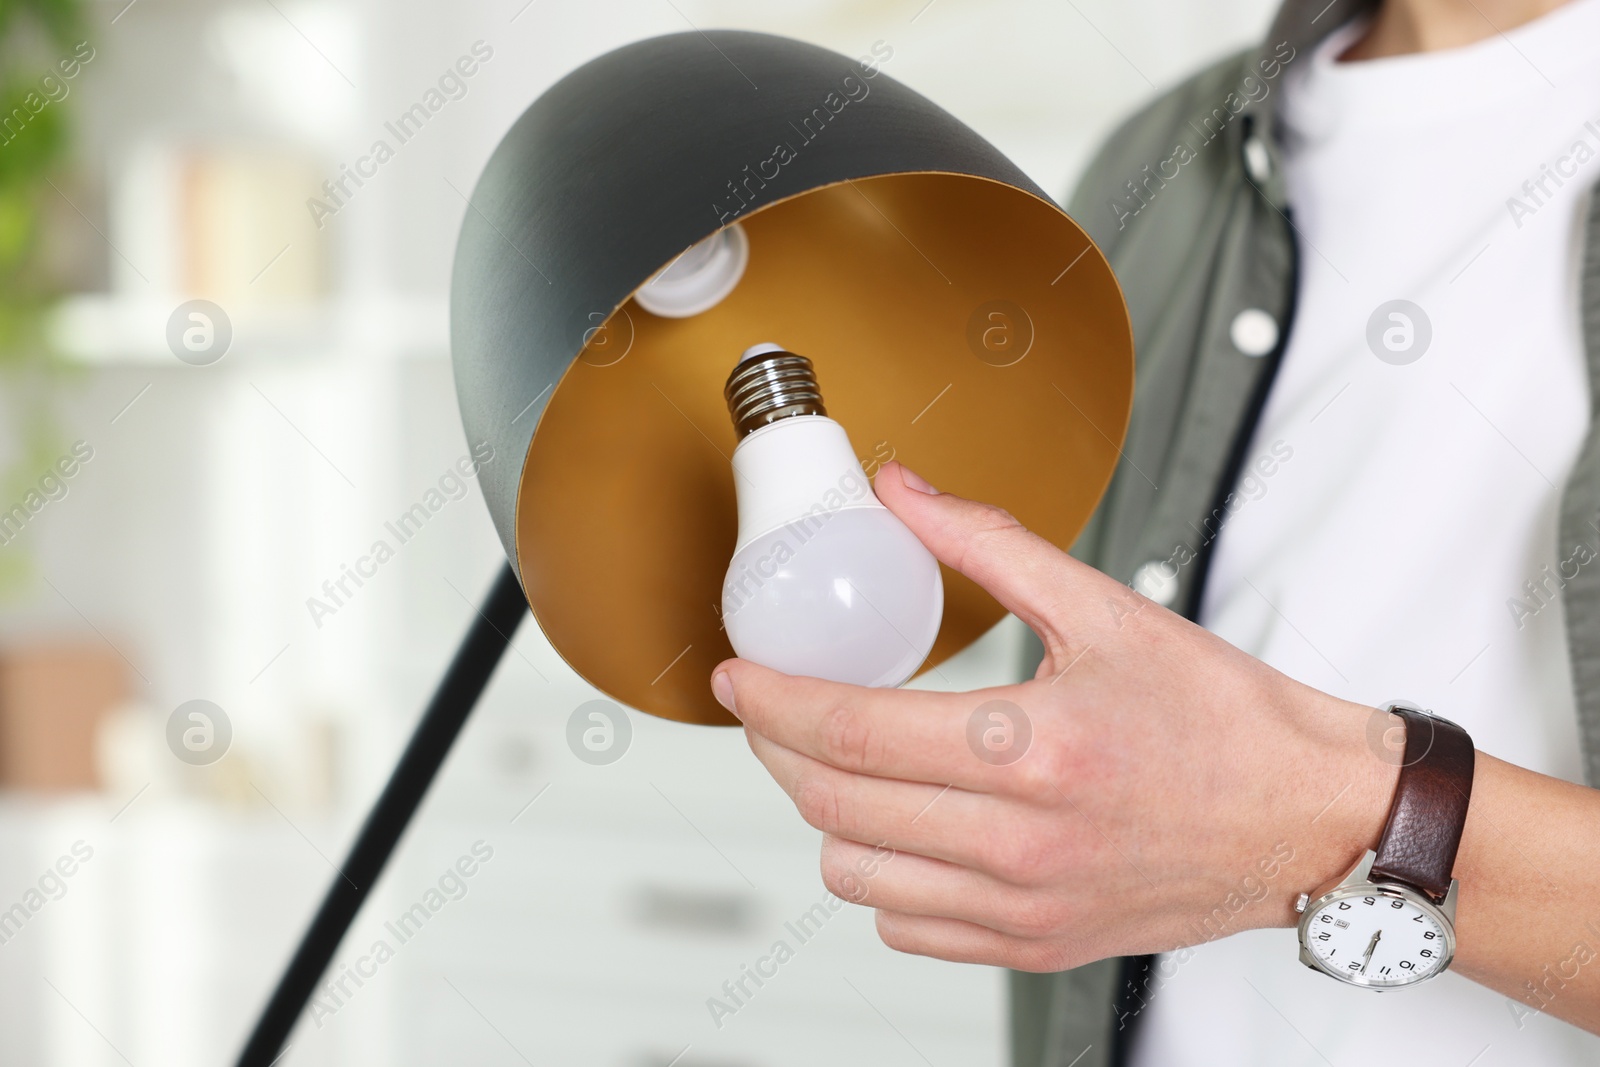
1230, 308, 1279, 357
1243, 135, 1272, 183
1131, 560, 1179, 607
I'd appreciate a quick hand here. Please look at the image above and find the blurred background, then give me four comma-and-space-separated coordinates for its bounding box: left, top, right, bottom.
0, 0, 1275, 1063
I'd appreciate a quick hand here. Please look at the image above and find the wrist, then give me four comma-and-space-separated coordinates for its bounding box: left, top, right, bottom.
1277, 688, 1401, 923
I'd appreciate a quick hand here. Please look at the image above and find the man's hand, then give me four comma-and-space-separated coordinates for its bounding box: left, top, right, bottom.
710, 461, 1397, 973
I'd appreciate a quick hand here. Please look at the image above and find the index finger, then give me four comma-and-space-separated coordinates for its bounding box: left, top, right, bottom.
714, 657, 1030, 794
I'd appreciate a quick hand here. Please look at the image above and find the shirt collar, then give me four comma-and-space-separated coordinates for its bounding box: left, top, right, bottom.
1233, 0, 1378, 206
1250, 0, 1377, 127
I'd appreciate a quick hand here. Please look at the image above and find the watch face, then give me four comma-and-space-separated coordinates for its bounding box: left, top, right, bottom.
1299, 884, 1453, 988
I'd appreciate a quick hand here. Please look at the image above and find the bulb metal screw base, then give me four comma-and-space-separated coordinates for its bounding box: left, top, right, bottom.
725, 347, 827, 439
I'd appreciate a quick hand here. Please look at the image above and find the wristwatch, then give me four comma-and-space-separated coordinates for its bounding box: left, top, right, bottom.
1294, 703, 1475, 990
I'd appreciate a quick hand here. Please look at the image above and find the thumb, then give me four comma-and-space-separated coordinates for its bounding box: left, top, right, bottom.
873, 460, 1093, 644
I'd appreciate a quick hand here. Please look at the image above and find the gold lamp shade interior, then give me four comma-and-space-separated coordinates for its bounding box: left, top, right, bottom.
514, 171, 1133, 725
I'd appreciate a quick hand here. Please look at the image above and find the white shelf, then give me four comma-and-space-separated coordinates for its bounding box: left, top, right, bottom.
48, 294, 451, 366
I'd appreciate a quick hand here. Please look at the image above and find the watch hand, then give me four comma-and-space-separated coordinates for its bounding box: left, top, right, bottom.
1359, 929, 1382, 974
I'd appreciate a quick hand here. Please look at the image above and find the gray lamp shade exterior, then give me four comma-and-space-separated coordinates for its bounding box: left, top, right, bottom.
449, 30, 1133, 724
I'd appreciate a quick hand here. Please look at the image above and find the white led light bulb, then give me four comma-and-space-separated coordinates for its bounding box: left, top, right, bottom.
635, 224, 750, 318
721, 344, 943, 686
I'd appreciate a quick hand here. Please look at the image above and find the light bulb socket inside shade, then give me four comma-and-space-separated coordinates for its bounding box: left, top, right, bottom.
725, 348, 827, 439
634, 223, 750, 318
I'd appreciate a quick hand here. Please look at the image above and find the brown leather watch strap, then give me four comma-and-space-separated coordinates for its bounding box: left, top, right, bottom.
1370, 705, 1476, 902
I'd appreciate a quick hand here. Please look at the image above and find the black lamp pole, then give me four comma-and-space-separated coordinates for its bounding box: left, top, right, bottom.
235, 563, 527, 1067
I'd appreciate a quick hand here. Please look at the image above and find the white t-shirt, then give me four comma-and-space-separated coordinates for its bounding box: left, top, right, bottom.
1130, 3, 1600, 1064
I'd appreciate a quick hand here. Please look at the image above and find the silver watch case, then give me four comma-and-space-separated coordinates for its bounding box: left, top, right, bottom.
1293, 850, 1458, 989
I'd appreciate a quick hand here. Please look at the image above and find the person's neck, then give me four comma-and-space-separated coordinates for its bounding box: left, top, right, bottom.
1341, 0, 1575, 59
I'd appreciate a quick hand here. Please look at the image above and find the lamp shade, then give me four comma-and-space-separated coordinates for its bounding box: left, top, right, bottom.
451, 30, 1133, 727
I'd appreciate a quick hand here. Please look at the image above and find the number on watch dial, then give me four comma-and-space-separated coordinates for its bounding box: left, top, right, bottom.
1304, 890, 1448, 987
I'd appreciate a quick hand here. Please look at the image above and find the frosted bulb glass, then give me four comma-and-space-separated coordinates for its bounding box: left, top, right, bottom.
724, 505, 943, 687
721, 347, 943, 687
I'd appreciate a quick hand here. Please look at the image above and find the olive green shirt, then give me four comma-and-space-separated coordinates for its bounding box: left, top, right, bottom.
1010, 1, 1600, 1063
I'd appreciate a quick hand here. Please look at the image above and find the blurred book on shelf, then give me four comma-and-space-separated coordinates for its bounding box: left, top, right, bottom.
113, 140, 328, 306
181, 147, 327, 305
0, 640, 127, 791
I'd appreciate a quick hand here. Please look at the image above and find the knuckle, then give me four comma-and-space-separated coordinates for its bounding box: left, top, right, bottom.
1007, 894, 1072, 939
818, 840, 862, 902
792, 774, 844, 833
1012, 939, 1077, 973
821, 843, 875, 904
875, 911, 915, 954
972, 501, 1023, 531
818, 702, 884, 773
1009, 739, 1071, 802
1047, 740, 1083, 789
818, 855, 845, 899
957, 508, 1027, 570
984, 824, 1060, 886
